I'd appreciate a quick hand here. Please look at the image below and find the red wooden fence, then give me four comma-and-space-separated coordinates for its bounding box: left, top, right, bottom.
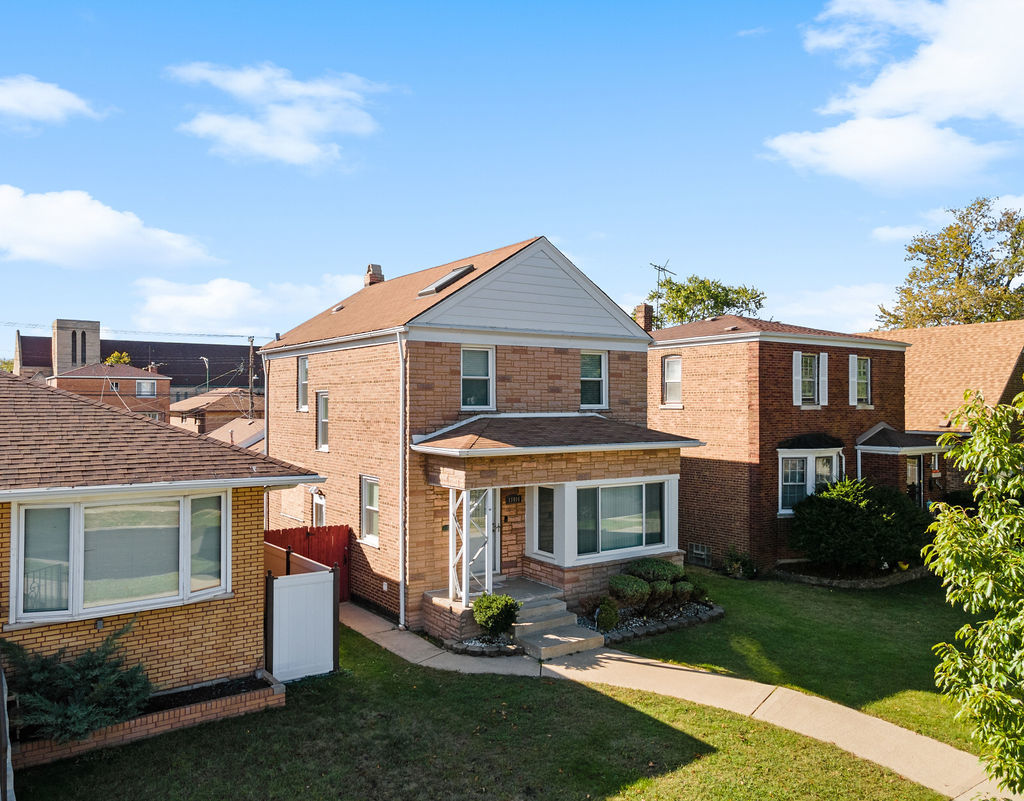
264, 525, 352, 602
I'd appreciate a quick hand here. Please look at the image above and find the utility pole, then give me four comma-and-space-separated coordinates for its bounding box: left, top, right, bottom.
247, 337, 255, 419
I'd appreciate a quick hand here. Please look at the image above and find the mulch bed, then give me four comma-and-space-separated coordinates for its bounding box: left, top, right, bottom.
144, 676, 269, 714
578, 601, 725, 645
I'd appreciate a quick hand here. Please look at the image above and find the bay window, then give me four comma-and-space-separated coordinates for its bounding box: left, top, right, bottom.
15, 493, 229, 623
778, 449, 842, 513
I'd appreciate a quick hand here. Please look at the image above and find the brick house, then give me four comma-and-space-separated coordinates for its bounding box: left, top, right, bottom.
262, 237, 699, 638
46, 363, 172, 422
170, 387, 264, 434
0, 372, 319, 693
641, 312, 946, 569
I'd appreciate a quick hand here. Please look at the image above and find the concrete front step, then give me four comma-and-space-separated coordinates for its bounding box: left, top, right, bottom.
512, 612, 579, 636
516, 598, 569, 622
517, 623, 606, 660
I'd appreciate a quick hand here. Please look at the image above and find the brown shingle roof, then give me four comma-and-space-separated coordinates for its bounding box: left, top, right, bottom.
171, 387, 265, 414
0, 373, 316, 494
206, 417, 265, 450
411, 414, 699, 456
867, 320, 1024, 432
263, 237, 541, 351
652, 314, 898, 344
858, 425, 941, 450
53, 363, 171, 379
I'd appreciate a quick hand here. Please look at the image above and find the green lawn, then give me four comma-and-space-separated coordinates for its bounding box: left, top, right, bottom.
15, 626, 943, 801
620, 568, 977, 752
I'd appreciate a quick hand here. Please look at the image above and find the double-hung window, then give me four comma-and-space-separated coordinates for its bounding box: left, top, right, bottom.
576, 482, 665, 555
312, 493, 326, 527
778, 450, 841, 513
108, 380, 120, 393
297, 356, 309, 411
16, 493, 228, 623
536, 486, 555, 555
848, 355, 871, 406
662, 355, 682, 405
580, 351, 607, 408
136, 380, 157, 398
461, 347, 494, 410
361, 476, 379, 546
315, 392, 329, 451
792, 351, 827, 407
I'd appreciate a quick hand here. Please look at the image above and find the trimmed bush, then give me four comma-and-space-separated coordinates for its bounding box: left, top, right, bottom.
790, 478, 933, 571
672, 580, 694, 603
472, 593, 520, 636
595, 596, 620, 631
723, 546, 757, 579
691, 584, 708, 602
646, 580, 673, 611
623, 557, 686, 584
608, 574, 651, 607
0, 620, 151, 743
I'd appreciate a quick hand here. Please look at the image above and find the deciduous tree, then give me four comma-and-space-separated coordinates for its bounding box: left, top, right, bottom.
877, 197, 1024, 328
104, 351, 131, 365
647, 274, 766, 328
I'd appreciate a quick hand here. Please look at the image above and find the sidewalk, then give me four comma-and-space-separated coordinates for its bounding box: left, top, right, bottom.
339, 602, 1019, 801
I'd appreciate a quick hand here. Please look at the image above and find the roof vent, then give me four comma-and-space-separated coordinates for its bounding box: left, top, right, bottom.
331, 303, 344, 313
708, 316, 720, 322
417, 263, 475, 297
724, 325, 740, 331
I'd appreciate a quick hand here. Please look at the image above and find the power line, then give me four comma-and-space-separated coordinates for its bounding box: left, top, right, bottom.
0, 320, 255, 339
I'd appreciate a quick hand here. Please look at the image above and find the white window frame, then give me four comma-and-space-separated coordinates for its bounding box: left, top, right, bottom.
315, 391, 329, 451
360, 476, 380, 547
297, 356, 309, 412
849, 355, 872, 407
777, 448, 843, 515
525, 474, 679, 567
579, 351, 608, 410
312, 492, 326, 527
460, 346, 495, 411
136, 379, 157, 398
108, 380, 120, 393
661, 355, 682, 407
10, 491, 231, 626
535, 485, 557, 556
792, 351, 828, 409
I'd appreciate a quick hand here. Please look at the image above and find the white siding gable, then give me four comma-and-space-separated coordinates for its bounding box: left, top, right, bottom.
409, 240, 645, 342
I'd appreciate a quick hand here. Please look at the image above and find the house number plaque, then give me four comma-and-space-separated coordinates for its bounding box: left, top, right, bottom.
504, 493, 523, 504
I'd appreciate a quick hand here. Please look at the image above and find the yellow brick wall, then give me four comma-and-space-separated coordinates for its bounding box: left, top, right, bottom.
0, 487, 265, 692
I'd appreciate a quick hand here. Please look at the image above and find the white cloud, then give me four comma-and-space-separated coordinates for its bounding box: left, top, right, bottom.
768, 0, 1024, 188
872, 195, 1024, 242
134, 273, 364, 336
871, 223, 922, 242
166, 62, 387, 166
0, 184, 214, 268
766, 281, 894, 332
737, 26, 770, 37
0, 74, 98, 123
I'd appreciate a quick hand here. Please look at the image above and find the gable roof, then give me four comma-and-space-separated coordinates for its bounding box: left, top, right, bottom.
263, 238, 542, 352
51, 363, 171, 380
410, 414, 701, 457
171, 387, 265, 415
206, 417, 266, 450
0, 373, 317, 496
652, 315, 905, 350
866, 320, 1024, 432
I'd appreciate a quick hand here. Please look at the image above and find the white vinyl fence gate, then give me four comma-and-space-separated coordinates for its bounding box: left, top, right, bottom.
264, 544, 339, 682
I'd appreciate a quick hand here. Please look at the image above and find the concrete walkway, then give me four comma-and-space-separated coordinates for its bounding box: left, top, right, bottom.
339, 602, 1019, 801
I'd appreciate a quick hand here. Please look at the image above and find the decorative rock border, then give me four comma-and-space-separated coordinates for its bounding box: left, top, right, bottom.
601, 604, 725, 646
443, 639, 525, 657
773, 565, 930, 590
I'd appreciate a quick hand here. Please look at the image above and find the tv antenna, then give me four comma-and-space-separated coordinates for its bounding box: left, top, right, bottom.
650, 260, 675, 325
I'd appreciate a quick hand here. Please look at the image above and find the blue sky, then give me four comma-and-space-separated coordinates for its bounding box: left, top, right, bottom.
1, 0, 1022, 358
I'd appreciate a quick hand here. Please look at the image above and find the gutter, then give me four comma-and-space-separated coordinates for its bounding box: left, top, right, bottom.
410, 440, 704, 458
0, 473, 325, 502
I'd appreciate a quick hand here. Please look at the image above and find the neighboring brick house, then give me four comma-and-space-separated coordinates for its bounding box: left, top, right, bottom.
0, 373, 319, 693
262, 237, 699, 636
640, 311, 945, 569
170, 387, 265, 434
46, 363, 172, 422
13, 318, 258, 402
206, 417, 266, 452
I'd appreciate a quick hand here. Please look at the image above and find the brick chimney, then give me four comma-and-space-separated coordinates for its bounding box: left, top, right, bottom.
633, 303, 653, 332
364, 263, 384, 287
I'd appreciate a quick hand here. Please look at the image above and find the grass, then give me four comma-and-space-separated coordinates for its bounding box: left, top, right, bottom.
619, 568, 977, 752
15, 626, 944, 801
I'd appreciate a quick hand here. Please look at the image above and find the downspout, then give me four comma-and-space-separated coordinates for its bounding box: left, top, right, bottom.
261, 352, 270, 531
856, 449, 861, 480
397, 331, 407, 630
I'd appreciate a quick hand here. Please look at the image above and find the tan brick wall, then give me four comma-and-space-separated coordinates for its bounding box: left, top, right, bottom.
50, 375, 171, 421
0, 487, 265, 692
648, 340, 907, 567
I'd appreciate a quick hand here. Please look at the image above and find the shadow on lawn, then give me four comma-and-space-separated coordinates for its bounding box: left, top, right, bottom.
15, 627, 716, 801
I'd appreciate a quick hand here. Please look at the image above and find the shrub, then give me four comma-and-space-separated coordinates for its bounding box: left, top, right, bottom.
608, 574, 651, 607
672, 580, 694, 603
942, 488, 976, 511
624, 557, 686, 584
691, 584, 708, 602
472, 593, 520, 636
645, 580, 673, 611
595, 596, 620, 631
789, 478, 933, 571
0, 620, 151, 743
723, 546, 758, 579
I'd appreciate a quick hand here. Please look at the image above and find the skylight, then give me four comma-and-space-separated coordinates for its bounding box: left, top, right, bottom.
417, 263, 474, 297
